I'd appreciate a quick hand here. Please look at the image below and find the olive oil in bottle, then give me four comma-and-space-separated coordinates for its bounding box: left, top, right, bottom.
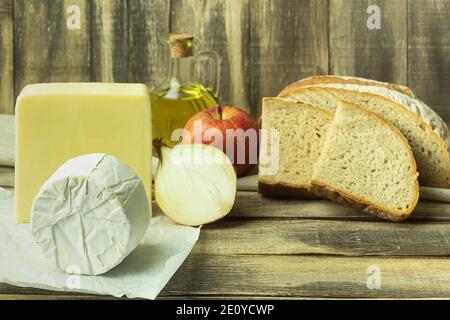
151, 33, 220, 148
151, 82, 218, 147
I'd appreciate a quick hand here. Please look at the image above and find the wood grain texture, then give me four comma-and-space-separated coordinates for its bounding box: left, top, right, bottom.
14, 0, 91, 95
0, 167, 14, 187
91, 0, 170, 85
0, 0, 14, 114
170, 0, 251, 111
90, 0, 127, 82
127, 0, 170, 89
0, 114, 14, 166
3, 255, 450, 299
164, 254, 450, 298
2, 190, 450, 299
249, 0, 329, 116
330, 0, 408, 84
152, 192, 450, 222
408, 0, 450, 123
194, 218, 450, 256
0, 293, 116, 300
1, 293, 447, 300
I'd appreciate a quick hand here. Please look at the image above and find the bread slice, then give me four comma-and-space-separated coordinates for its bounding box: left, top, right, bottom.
279, 75, 415, 97
279, 85, 450, 188
310, 101, 419, 222
258, 98, 333, 198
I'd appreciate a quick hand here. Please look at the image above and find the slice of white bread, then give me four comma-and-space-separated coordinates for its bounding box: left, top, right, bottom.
258, 98, 333, 198
310, 101, 419, 222
279, 75, 415, 98
279, 85, 450, 188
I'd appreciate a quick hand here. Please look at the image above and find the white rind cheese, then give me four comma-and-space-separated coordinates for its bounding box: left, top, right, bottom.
31, 153, 150, 276
309, 83, 450, 153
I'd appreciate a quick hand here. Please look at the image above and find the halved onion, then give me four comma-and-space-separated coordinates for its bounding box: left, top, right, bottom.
154, 141, 237, 226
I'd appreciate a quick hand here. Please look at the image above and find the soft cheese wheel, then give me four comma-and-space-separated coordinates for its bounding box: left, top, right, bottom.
31, 154, 150, 276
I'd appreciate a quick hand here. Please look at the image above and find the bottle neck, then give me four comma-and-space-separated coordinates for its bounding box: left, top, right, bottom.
168, 57, 180, 80
167, 56, 192, 84
161, 57, 191, 99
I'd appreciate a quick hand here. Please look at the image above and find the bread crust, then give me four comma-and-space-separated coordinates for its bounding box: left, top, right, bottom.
310, 101, 420, 222
262, 97, 335, 117
280, 86, 450, 188
309, 181, 409, 222
258, 181, 319, 199
279, 75, 415, 98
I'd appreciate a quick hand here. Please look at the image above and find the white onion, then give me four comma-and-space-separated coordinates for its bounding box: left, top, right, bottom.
154, 142, 237, 226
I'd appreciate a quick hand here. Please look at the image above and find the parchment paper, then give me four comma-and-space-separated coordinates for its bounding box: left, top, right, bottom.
0, 188, 200, 299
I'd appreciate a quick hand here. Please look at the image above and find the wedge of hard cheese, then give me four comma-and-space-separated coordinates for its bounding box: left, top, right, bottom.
32, 154, 150, 276
15, 83, 152, 223
310, 101, 419, 222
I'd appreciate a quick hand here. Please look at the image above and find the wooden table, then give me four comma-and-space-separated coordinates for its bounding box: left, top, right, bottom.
2, 190, 450, 300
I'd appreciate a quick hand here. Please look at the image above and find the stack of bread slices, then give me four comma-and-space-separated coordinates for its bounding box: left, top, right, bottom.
259, 75, 450, 222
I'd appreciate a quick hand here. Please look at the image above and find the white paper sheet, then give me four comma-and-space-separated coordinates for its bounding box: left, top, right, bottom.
0, 187, 200, 299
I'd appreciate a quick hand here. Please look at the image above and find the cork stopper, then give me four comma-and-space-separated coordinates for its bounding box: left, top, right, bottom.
168, 33, 195, 58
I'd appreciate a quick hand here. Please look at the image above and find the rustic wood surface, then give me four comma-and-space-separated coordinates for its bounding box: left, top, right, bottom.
2, 0, 450, 300
1, 0, 450, 121
0, 0, 13, 114
14, 0, 91, 95
249, 0, 329, 116
330, 0, 408, 85
91, 0, 170, 86
2, 190, 450, 299
0, 115, 14, 167
408, 0, 450, 122
0, 167, 14, 187
90, 0, 127, 82
171, 0, 251, 111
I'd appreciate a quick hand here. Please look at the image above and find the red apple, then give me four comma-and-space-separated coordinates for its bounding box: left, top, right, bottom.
183, 105, 259, 177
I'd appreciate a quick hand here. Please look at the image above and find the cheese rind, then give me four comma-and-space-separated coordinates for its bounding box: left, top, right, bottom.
31, 153, 150, 276
15, 83, 152, 223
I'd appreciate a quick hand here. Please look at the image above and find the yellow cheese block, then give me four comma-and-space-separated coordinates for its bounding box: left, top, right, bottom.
15, 83, 152, 223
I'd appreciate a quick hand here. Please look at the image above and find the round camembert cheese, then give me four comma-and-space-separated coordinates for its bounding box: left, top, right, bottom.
31, 153, 150, 276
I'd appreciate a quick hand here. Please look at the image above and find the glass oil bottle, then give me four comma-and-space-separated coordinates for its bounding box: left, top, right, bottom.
151, 33, 220, 148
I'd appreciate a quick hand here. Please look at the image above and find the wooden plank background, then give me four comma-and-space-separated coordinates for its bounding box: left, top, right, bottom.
1, 0, 450, 119
330, 0, 407, 84
0, 0, 13, 114
14, 0, 91, 94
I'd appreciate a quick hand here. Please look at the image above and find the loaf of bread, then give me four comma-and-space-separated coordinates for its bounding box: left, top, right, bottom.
279, 75, 415, 98
258, 98, 333, 198
310, 101, 419, 222
279, 82, 450, 188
